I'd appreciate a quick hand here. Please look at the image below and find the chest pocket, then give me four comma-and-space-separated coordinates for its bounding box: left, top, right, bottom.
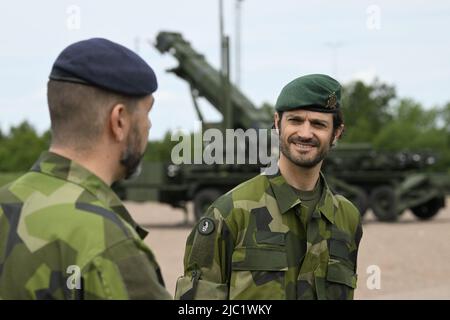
321, 226, 357, 300
229, 246, 287, 300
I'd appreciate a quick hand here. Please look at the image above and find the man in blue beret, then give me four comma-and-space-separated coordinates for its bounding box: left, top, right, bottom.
177, 74, 363, 300
0, 38, 171, 299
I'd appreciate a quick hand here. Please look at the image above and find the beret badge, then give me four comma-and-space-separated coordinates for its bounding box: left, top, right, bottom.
326, 92, 337, 110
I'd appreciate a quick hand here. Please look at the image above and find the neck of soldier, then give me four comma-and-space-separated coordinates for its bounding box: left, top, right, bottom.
49, 144, 120, 186
279, 154, 321, 191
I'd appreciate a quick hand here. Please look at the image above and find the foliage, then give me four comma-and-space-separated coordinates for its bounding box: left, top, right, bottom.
0, 80, 449, 172
0, 122, 50, 172
144, 131, 180, 162
341, 81, 449, 171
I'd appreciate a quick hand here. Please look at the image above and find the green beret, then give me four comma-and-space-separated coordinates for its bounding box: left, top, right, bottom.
275, 74, 341, 113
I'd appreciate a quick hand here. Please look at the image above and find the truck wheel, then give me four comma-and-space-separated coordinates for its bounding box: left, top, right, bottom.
347, 188, 369, 218
370, 186, 399, 222
193, 189, 222, 221
330, 182, 369, 218
411, 197, 445, 220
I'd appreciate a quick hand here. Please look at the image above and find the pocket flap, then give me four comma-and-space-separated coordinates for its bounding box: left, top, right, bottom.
327, 260, 357, 289
329, 226, 352, 261
232, 247, 288, 271
329, 239, 350, 260
255, 231, 286, 246
175, 276, 228, 300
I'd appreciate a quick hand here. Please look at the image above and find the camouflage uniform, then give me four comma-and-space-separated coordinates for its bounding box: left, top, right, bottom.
176, 172, 362, 300
0, 152, 171, 300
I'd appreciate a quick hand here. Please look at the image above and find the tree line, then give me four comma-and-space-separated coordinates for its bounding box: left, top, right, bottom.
1, 80, 449, 173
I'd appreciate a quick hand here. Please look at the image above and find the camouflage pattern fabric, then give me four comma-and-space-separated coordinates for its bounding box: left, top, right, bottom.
0, 152, 171, 300
175, 172, 363, 300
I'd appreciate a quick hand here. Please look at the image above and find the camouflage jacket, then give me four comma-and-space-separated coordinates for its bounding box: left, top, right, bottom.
0, 152, 171, 300
175, 172, 363, 300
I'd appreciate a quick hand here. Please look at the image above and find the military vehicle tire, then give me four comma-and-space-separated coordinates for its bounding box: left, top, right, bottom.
193, 188, 222, 221
370, 186, 399, 222
347, 188, 369, 218
411, 196, 445, 220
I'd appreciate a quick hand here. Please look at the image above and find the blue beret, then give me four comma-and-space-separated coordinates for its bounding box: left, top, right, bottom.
49, 38, 157, 96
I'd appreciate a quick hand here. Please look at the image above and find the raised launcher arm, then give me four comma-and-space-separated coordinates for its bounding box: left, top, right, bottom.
155, 31, 273, 130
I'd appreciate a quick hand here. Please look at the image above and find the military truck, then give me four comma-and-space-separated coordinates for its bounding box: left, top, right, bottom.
115, 31, 449, 223
323, 145, 448, 221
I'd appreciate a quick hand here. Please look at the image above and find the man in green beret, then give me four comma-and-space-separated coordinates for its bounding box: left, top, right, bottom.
175, 74, 363, 300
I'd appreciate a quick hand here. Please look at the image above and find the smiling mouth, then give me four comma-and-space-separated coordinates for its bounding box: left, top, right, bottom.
292, 142, 317, 151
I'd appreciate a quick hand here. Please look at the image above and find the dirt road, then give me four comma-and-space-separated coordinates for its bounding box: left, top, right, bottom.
125, 198, 450, 299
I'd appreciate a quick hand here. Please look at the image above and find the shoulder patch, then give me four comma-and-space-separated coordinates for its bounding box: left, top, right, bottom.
198, 217, 215, 235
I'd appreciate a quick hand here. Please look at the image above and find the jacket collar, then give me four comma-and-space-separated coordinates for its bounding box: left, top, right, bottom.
267, 170, 336, 224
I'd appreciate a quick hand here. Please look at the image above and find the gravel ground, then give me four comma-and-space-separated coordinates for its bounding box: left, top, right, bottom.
125, 197, 450, 300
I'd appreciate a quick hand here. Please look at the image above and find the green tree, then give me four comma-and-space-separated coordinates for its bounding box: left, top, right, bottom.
341, 79, 396, 143
372, 99, 443, 150
144, 131, 179, 162
0, 122, 50, 172
339, 80, 450, 171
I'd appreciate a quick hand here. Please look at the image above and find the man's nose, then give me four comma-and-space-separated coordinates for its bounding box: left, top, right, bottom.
296, 122, 314, 139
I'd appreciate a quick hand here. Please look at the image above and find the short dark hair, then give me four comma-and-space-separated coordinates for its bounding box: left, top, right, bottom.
47, 80, 140, 149
332, 110, 344, 133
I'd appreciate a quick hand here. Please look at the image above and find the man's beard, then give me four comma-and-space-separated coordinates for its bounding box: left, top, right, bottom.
120, 128, 146, 180
279, 133, 331, 168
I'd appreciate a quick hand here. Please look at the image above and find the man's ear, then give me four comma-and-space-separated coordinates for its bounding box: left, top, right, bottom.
274, 112, 280, 133
332, 124, 345, 145
109, 104, 129, 142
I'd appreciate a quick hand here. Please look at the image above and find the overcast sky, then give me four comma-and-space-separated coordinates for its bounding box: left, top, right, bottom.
1, 0, 449, 139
